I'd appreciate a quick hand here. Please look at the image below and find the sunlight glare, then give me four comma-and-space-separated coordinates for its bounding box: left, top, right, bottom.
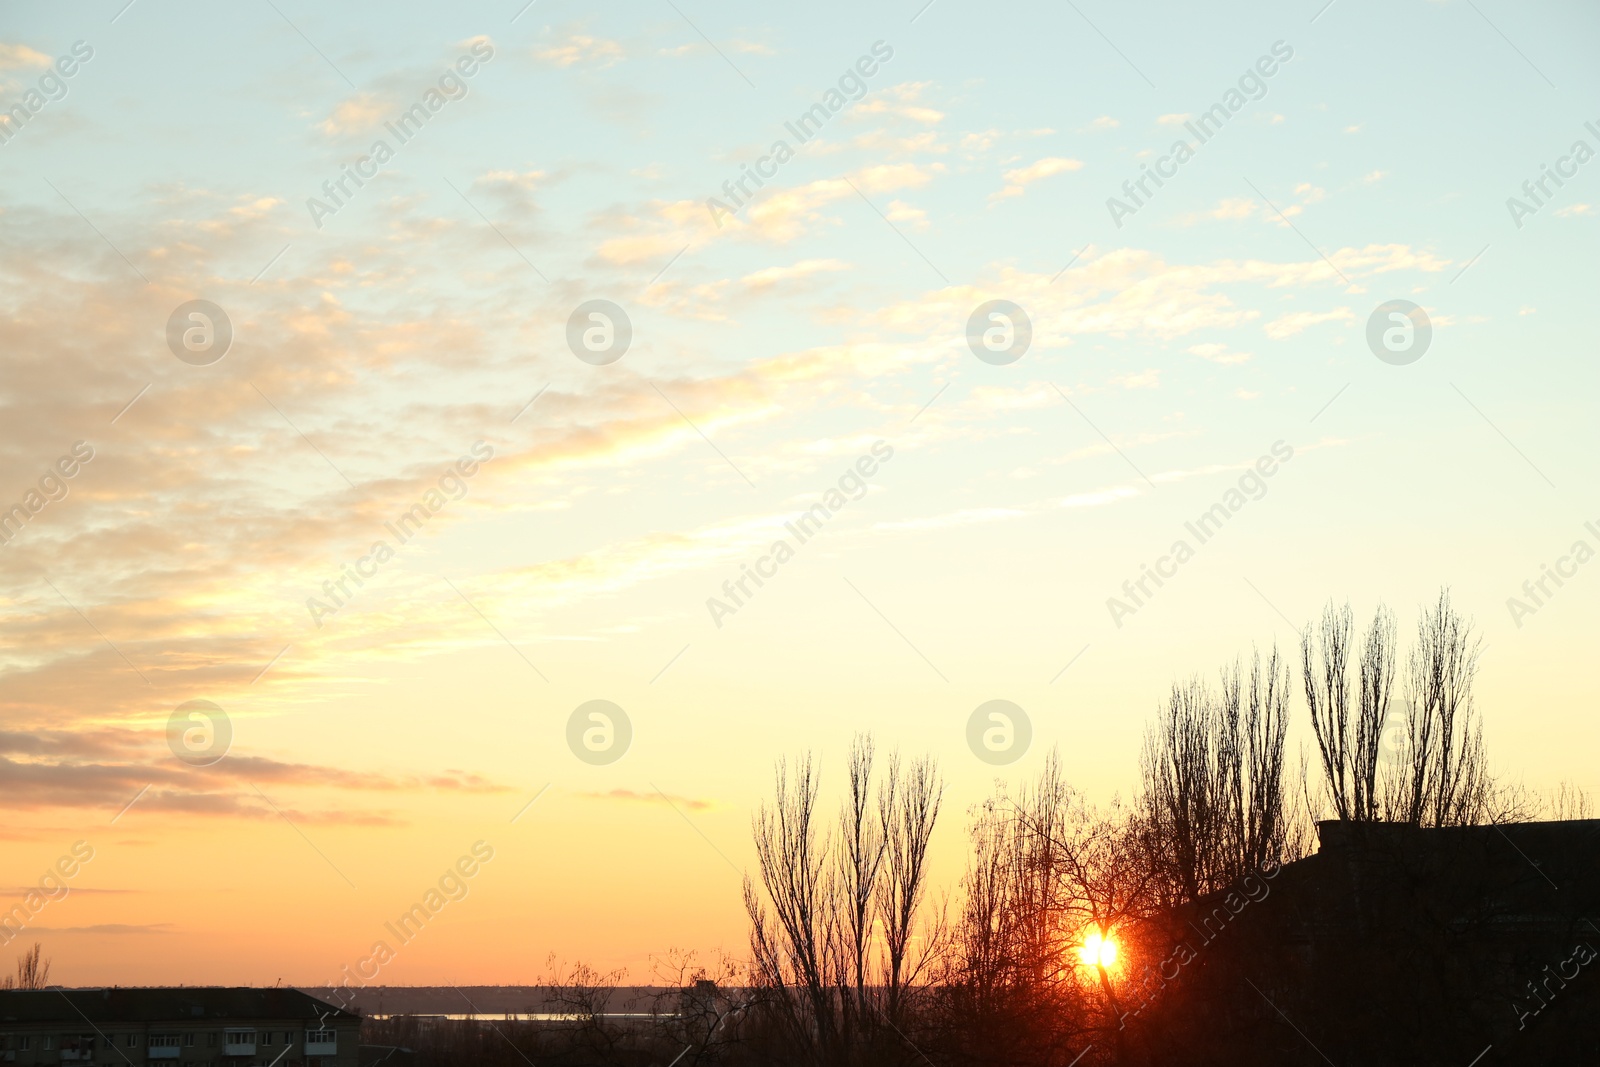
1079, 931, 1118, 968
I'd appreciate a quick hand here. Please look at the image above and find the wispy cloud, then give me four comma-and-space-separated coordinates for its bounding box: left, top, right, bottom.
991, 156, 1083, 201
535, 33, 623, 68
582, 788, 713, 811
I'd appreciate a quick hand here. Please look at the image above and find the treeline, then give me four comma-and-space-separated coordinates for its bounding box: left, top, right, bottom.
369, 591, 1588, 1067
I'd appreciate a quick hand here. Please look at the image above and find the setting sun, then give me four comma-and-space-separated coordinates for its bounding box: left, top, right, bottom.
1079, 931, 1119, 969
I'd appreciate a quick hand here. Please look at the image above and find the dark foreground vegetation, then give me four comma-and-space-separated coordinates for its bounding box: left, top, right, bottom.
366, 593, 1591, 1065
354, 593, 1600, 1066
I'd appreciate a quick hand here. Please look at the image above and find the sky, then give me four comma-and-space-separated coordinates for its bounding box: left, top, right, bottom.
1, 0, 1597, 989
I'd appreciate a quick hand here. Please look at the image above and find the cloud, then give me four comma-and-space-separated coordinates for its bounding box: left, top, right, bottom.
872, 506, 1029, 534
317, 92, 389, 137
959, 382, 1059, 416
29, 923, 175, 935
0, 43, 50, 70
535, 33, 623, 68
0, 885, 138, 895
1260, 184, 1326, 225
1555, 203, 1592, 217
595, 161, 946, 259
885, 199, 928, 228
1187, 342, 1252, 365
1212, 198, 1256, 220
849, 130, 947, 156
737, 163, 943, 243
855, 162, 941, 194
582, 788, 712, 811
961, 129, 1000, 154
991, 157, 1083, 201
1111, 369, 1161, 389
0, 178, 1451, 796
854, 82, 944, 124
1157, 114, 1191, 126
1263, 307, 1354, 338
739, 259, 850, 292
1185, 186, 1324, 228
0, 729, 510, 819
1181, 197, 1256, 224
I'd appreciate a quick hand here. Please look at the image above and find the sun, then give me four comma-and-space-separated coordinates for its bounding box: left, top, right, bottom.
1078, 930, 1118, 969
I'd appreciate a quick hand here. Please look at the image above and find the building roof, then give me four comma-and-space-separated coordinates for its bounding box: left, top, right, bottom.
0, 988, 357, 1025
1148, 817, 1600, 1064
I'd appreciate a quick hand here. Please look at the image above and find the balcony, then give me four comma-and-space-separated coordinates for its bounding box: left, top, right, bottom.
223, 1032, 256, 1056
304, 1032, 337, 1056
57, 1036, 95, 1061
146, 1049, 179, 1060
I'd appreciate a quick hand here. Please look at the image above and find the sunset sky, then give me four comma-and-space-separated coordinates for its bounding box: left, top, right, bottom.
1, 0, 1597, 989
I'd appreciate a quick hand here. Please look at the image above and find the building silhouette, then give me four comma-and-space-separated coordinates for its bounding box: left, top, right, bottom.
0, 987, 358, 1066
1128, 819, 1600, 1065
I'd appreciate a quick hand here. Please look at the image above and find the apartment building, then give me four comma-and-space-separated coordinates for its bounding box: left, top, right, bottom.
0, 988, 358, 1066
1132, 818, 1600, 1065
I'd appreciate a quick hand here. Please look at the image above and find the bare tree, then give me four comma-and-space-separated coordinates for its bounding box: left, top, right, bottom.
745, 740, 945, 1066
1385, 590, 1490, 826
1545, 781, 1594, 821
1030, 784, 1157, 1065
1353, 605, 1397, 820
1302, 602, 1355, 819
745, 755, 834, 1063
1140, 678, 1211, 903
837, 735, 884, 1038
1140, 646, 1291, 904
944, 755, 1161, 1066
1242, 647, 1293, 871
945, 795, 1018, 1019
877, 752, 945, 1028
1303, 602, 1400, 822
648, 949, 752, 1066
6, 943, 51, 990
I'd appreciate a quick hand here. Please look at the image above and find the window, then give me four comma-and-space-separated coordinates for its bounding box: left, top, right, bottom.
183, 1033, 194, 1047
126, 1034, 138, 1047
149, 1034, 181, 1048
306, 1029, 335, 1044
42, 1036, 54, 1050
206, 1032, 216, 1046
18, 1036, 30, 1051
